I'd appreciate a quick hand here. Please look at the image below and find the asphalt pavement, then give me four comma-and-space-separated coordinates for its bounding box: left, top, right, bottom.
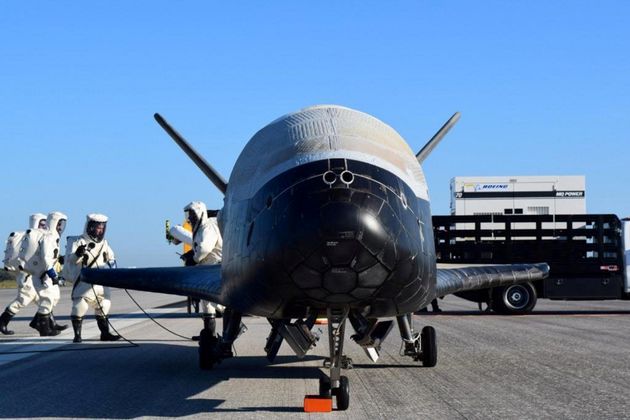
0, 287, 629, 419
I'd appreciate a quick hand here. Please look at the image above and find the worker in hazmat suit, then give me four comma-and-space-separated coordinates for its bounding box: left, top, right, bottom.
167, 219, 201, 313
64, 214, 120, 343
27, 211, 68, 336
0, 213, 49, 335
181, 201, 224, 338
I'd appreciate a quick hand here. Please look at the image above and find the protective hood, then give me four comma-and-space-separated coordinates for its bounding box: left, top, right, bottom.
29, 213, 47, 230
184, 201, 207, 232
47, 211, 68, 236
84, 213, 108, 243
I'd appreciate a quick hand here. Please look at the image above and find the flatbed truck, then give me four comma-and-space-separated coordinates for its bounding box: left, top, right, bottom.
432, 214, 630, 314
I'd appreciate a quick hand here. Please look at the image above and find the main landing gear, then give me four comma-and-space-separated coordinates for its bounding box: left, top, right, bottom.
198, 308, 246, 370
397, 313, 437, 367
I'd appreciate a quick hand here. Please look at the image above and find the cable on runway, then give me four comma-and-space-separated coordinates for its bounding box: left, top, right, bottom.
0, 283, 211, 355
124, 289, 193, 340
0, 286, 198, 355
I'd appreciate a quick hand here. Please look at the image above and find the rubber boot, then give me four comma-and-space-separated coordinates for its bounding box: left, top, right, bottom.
29, 314, 38, 331
49, 312, 68, 331
203, 315, 216, 335
71, 316, 83, 343
96, 316, 120, 341
193, 315, 216, 341
36, 313, 60, 337
0, 310, 15, 335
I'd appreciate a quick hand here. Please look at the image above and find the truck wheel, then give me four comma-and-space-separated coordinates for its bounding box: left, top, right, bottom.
491, 282, 537, 314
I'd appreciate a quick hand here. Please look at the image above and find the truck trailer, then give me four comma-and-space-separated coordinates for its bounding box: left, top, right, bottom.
433, 214, 630, 314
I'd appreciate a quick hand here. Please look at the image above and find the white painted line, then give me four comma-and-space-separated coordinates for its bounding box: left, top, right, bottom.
0, 307, 185, 366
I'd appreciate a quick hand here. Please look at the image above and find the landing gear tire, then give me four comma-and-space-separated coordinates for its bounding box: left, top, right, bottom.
199, 329, 219, 370
333, 376, 350, 411
319, 376, 331, 397
421, 326, 437, 367
491, 282, 537, 315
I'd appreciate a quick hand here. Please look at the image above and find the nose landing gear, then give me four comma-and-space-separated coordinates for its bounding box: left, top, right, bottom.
305, 308, 352, 412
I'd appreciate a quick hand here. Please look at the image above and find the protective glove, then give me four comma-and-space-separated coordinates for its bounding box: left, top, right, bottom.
40, 269, 57, 286
180, 250, 196, 266
75, 245, 87, 257
46, 268, 58, 280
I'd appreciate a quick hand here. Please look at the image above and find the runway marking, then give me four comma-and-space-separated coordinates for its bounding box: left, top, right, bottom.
0, 307, 184, 366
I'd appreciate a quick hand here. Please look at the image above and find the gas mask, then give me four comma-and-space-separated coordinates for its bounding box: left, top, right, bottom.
56, 219, 67, 235
86, 220, 107, 243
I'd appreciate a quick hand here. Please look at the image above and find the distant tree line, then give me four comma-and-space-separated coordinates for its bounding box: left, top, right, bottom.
0, 270, 16, 281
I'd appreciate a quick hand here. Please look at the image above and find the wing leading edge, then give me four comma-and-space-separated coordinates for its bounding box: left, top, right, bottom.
80, 265, 226, 306
435, 263, 549, 297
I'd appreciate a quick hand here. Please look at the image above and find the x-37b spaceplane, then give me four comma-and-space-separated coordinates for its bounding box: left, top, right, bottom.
83, 105, 548, 411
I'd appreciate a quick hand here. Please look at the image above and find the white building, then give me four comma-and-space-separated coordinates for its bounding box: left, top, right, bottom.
450, 175, 586, 216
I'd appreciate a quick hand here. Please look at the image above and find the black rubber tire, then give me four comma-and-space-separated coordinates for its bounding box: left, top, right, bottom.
199, 329, 218, 370
334, 376, 350, 411
421, 326, 437, 367
492, 282, 537, 315
319, 377, 331, 397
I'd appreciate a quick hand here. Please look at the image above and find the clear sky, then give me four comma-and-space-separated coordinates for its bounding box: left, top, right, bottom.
1, 2, 628, 267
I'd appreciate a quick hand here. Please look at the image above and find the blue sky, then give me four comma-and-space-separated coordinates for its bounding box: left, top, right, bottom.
1, 2, 628, 267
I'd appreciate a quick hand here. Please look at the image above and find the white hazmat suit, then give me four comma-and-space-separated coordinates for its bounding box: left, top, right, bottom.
168, 222, 200, 313
183, 201, 224, 335
64, 213, 120, 342
0, 213, 46, 335
168, 224, 192, 245
24, 211, 68, 336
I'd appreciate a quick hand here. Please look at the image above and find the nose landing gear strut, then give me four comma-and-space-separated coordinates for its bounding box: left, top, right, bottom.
306, 308, 352, 412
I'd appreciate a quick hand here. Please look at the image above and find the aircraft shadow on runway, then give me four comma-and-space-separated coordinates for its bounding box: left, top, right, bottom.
0, 343, 325, 417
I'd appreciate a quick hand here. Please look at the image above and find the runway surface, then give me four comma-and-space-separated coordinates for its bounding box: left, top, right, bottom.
1, 287, 629, 419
